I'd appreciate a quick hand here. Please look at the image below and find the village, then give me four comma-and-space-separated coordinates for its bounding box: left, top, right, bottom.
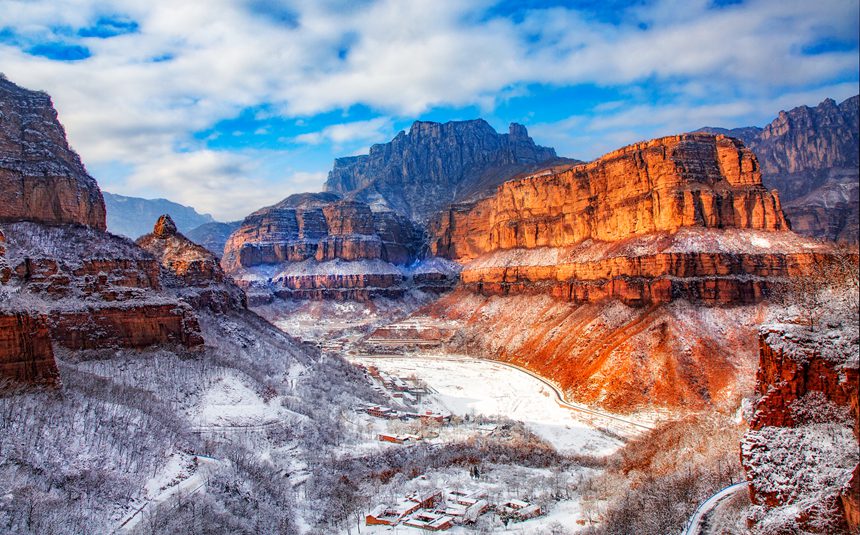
352, 362, 553, 532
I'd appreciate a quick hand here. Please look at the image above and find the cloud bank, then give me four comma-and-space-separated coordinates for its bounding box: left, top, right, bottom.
1, 0, 857, 219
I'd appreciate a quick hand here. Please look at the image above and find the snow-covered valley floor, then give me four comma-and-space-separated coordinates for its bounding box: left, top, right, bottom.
350, 353, 626, 456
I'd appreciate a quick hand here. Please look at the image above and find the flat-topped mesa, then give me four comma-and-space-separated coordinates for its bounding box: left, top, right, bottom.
222, 193, 425, 300
431, 133, 787, 261
0, 77, 106, 229
428, 134, 824, 306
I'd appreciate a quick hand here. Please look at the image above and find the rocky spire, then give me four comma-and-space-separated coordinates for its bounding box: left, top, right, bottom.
153, 214, 178, 238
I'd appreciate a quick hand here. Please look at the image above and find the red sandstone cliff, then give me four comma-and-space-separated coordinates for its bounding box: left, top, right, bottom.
431, 133, 787, 261
741, 324, 859, 533
429, 134, 825, 306
0, 77, 106, 230
0, 221, 205, 356
371, 134, 837, 414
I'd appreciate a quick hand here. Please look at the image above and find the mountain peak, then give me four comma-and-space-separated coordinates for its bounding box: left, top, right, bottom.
324, 117, 558, 221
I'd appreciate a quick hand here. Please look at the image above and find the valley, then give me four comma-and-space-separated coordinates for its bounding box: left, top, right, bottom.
0, 63, 857, 535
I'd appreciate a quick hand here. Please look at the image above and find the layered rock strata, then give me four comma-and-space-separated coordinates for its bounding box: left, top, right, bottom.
741, 324, 859, 533
0, 76, 106, 229
223, 193, 440, 301
430, 134, 826, 305
323, 120, 564, 221
0, 311, 58, 385
1, 222, 205, 353
137, 215, 245, 311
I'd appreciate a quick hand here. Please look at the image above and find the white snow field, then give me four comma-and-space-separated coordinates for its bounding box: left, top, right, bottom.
351, 353, 624, 456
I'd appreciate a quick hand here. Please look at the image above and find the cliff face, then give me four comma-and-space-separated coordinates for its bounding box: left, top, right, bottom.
701, 95, 859, 243
323, 120, 564, 221
432, 133, 787, 261
428, 134, 823, 306
0, 221, 205, 356
0, 77, 106, 230
0, 312, 58, 386
741, 324, 859, 533
222, 193, 436, 301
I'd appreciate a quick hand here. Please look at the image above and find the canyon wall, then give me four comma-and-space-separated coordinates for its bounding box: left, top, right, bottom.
0, 77, 106, 230
431, 133, 787, 261
429, 133, 827, 306
0, 311, 58, 385
742, 324, 859, 533
222, 193, 450, 301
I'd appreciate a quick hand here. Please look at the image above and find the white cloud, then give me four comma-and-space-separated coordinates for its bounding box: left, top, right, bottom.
0, 0, 856, 219
530, 81, 860, 160
291, 117, 392, 146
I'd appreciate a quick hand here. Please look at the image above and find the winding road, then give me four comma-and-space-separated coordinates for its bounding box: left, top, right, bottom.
684, 482, 748, 535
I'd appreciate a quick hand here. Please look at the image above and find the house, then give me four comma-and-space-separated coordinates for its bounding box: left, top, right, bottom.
448, 489, 487, 507
365, 500, 422, 526
366, 406, 398, 419
499, 499, 543, 521
464, 499, 490, 523
419, 410, 451, 423
377, 433, 419, 444
403, 511, 454, 531
407, 489, 443, 509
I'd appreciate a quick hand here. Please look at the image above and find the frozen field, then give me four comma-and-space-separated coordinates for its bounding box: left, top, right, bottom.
351, 353, 624, 456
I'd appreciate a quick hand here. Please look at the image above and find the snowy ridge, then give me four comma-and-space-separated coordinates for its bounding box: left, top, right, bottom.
465, 228, 829, 271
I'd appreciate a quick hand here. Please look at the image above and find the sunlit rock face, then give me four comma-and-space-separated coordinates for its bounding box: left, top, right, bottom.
137, 214, 246, 311
324, 119, 565, 222
429, 133, 832, 306
741, 325, 859, 533
0, 77, 106, 230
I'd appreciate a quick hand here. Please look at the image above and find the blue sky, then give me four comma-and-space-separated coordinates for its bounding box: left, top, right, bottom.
1, 0, 857, 220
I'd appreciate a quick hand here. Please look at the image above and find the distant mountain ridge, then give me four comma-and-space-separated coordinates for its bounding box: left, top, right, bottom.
103, 191, 216, 239
323, 119, 572, 221
699, 95, 859, 243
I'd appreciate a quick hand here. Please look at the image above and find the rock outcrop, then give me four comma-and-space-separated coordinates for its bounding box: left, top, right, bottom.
0, 76, 106, 229
741, 324, 859, 533
323, 120, 566, 221
1, 221, 205, 354
0, 311, 58, 385
139, 215, 225, 285
137, 215, 245, 311
222, 193, 433, 301
700, 95, 859, 243
429, 134, 827, 306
